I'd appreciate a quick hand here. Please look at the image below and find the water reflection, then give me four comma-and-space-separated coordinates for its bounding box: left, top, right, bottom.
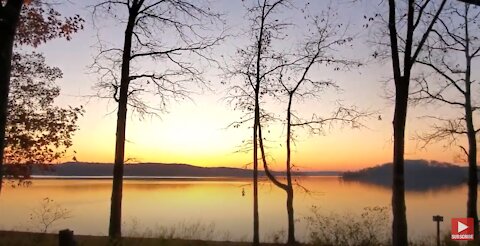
0, 177, 475, 242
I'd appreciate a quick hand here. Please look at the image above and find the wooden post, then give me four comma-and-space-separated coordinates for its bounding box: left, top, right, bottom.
433, 215, 443, 246
59, 229, 75, 246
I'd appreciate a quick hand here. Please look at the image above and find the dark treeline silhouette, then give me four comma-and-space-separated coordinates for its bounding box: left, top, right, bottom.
343, 159, 470, 191
26, 162, 339, 177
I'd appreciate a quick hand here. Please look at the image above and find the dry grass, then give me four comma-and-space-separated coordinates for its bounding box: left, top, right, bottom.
304, 206, 463, 246
0, 231, 291, 246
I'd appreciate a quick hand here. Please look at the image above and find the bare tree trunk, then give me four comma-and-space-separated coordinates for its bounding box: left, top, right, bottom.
387, 0, 409, 239
252, 4, 267, 244
392, 77, 409, 246
258, 117, 294, 243
286, 187, 295, 244
463, 9, 479, 241
285, 94, 295, 245
253, 102, 260, 246
389, 0, 446, 239
466, 101, 478, 243
389, 0, 412, 243
108, 9, 136, 240
257, 86, 297, 245
253, 33, 261, 245
258, 93, 296, 244
464, 52, 478, 243
0, 0, 23, 194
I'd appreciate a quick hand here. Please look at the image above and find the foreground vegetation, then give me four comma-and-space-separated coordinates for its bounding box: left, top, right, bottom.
0, 205, 464, 246
305, 206, 460, 246
0, 231, 290, 246
0, 230, 465, 246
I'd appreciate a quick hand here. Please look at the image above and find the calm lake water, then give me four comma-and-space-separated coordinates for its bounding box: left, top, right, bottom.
0, 177, 475, 242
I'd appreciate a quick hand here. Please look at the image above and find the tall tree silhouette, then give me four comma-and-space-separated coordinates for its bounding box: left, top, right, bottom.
92, 0, 223, 240
258, 10, 366, 245
385, 0, 446, 244
0, 0, 83, 193
224, 1, 289, 244
410, 2, 480, 241
225, 2, 367, 244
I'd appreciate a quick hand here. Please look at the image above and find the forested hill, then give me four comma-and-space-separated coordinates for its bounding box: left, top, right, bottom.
342, 160, 471, 190
30, 162, 339, 177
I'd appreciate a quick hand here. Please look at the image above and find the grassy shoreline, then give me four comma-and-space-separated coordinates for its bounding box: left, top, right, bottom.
0, 230, 294, 246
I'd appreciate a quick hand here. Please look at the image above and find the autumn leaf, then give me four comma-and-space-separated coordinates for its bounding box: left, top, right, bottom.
4, 52, 83, 181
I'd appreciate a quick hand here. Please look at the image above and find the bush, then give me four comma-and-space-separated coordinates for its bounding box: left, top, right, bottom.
29, 197, 71, 233
305, 206, 390, 246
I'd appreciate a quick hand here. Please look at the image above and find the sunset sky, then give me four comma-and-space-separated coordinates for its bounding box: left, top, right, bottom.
24, 0, 474, 171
